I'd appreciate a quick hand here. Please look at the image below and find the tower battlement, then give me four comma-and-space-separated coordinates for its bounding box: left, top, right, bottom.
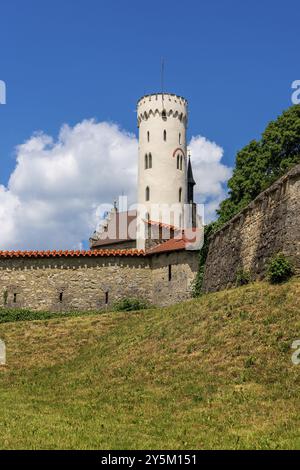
137, 93, 188, 127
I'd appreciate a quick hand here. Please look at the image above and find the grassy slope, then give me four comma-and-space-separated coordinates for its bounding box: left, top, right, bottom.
0, 280, 300, 450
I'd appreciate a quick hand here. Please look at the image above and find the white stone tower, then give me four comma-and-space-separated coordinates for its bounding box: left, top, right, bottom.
136, 93, 190, 249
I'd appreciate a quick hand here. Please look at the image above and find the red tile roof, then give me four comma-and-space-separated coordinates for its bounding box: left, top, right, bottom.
0, 249, 146, 259
146, 228, 202, 254
146, 238, 186, 254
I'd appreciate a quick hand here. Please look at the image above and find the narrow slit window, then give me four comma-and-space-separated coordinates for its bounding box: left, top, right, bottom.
180, 155, 183, 170
179, 133, 181, 144
145, 186, 150, 201
168, 265, 172, 282
105, 291, 109, 305
163, 130, 167, 141
179, 187, 182, 202
149, 153, 152, 168
13, 293, 17, 303
177, 155, 180, 169
59, 292, 63, 303
147, 131, 150, 142
145, 153, 148, 169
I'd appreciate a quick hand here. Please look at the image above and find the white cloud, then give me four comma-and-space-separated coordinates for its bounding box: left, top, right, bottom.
0, 120, 137, 250
0, 121, 231, 250
189, 135, 232, 222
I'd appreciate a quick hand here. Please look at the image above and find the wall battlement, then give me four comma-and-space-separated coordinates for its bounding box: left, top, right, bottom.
203, 164, 300, 292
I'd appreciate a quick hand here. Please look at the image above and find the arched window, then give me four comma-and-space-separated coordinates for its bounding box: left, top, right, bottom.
179, 133, 181, 144
180, 155, 183, 170
145, 154, 148, 169
179, 187, 182, 203
177, 155, 180, 169
163, 130, 167, 141
149, 153, 152, 168
146, 186, 150, 201
147, 131, 150, 142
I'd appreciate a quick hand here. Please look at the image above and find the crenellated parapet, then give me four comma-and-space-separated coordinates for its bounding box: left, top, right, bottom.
137, 93, 188, 127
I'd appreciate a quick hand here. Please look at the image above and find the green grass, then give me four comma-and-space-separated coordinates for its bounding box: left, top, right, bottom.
0, 307, 106, 324
0, 279, 300, 449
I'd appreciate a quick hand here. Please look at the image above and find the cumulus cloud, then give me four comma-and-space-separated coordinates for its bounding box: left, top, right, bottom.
0, 120, 231, 250
0, 120, 137, 250
189, 135, 232, 222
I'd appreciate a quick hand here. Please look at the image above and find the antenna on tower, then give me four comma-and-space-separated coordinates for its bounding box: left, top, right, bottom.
161, 57, 165, 97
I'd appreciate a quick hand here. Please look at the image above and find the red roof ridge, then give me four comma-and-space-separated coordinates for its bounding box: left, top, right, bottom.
0, 249, 146, 259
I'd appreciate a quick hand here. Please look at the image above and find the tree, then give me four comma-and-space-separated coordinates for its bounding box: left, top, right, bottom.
217, 104, 300, 224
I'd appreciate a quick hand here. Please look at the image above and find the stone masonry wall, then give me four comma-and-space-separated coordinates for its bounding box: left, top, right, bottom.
0, 251, 199, 311
203, 164, 300, 292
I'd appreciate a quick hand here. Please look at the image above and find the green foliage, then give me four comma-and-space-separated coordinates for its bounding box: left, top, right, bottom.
0, 308, 104, 324
217, 105, 300, 225
267, 253, 294, 284
235, 269, 251, 287
244, 356, 256, 368
113, 297, 150, 312
192, 222, 219, 296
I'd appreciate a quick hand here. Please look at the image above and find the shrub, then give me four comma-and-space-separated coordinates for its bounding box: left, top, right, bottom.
0, 308, 104, 324
235, 269, 251, 286
113, 298, 150, 312
267, 253, 294, 284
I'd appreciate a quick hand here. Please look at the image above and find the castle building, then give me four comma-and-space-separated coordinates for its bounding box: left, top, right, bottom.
91, 93, 199, 252
0, 93, 201, 311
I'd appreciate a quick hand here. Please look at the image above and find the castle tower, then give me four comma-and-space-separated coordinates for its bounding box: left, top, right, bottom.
136, 93, 189, 248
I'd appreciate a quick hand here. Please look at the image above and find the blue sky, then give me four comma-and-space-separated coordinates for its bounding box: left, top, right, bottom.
0, 0, 299, 249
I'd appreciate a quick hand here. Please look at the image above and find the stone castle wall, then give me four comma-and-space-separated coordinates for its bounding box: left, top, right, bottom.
0, 251, 198, 311
203, 164, 300, 292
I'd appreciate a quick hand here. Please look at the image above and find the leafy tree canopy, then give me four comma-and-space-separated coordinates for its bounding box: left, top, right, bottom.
217, 104, 300, 225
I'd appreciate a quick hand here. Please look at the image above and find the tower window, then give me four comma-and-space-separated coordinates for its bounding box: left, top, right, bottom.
147, 131, 150, 142
163, 130, 167, 141
105, 291, 109, 305
59, 292, 63, 303
179, 187, 182, 203
179, 133, 181, 144
145, 153, 148, 169
145, 186, 150, 201
13, 293, 17, 303
180, 155, 183, 170
149, 153, 152, 168
168, 265, 172, 282
177, 155, 180, 169
162, 109, 167, 120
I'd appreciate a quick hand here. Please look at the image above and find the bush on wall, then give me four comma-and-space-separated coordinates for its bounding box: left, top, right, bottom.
267, 253, 294, 284
113, 298, 150, 312
235, 269, 251, 286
